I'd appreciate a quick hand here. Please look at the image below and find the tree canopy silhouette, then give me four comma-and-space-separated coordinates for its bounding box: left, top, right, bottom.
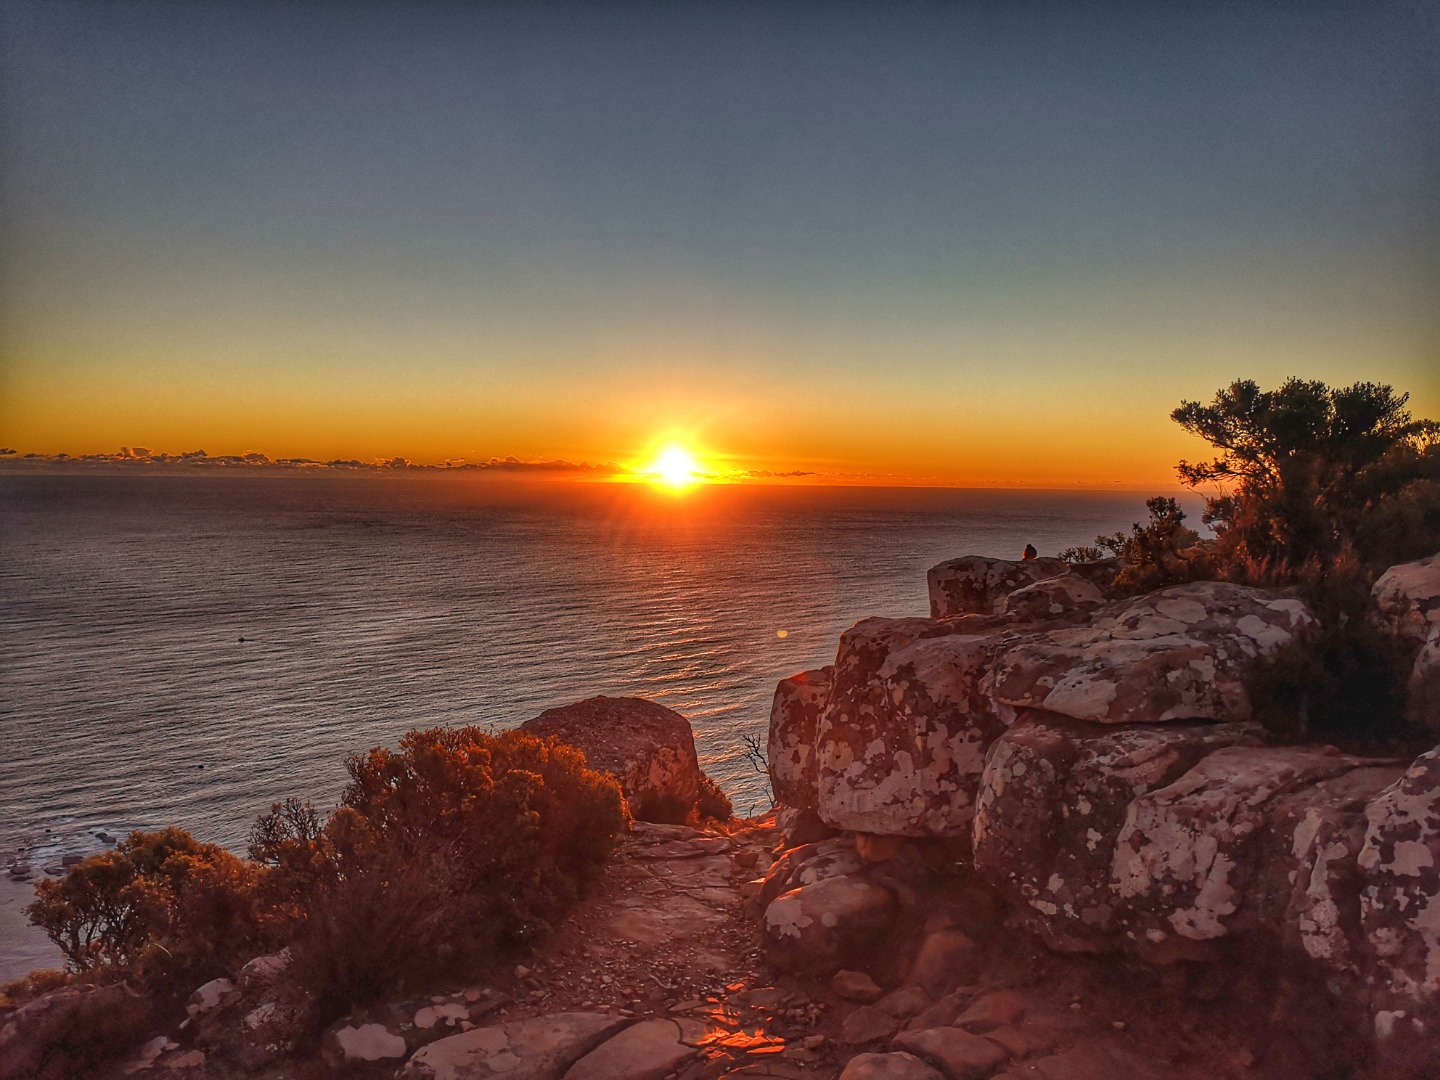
1172, 378, 1439, 582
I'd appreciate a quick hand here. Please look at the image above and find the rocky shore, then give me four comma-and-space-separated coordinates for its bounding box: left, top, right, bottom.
3, 552, 1437, 1079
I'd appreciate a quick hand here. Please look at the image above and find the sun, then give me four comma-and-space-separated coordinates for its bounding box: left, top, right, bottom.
646, 444, 706, 492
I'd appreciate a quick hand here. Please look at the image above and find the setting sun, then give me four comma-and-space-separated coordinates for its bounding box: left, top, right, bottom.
647, 445, 706, 491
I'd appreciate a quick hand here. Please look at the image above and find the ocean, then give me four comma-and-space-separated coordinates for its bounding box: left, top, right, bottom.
0, 474, 1156, 869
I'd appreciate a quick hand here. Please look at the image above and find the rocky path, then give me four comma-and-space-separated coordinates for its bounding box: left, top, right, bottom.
91, 815, 1279, 1079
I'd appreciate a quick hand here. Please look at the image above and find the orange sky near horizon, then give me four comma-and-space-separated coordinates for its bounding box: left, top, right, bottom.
2, 4, 1436, 489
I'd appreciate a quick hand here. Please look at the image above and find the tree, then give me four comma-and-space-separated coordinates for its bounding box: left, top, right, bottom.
1172, 378, 1439, 582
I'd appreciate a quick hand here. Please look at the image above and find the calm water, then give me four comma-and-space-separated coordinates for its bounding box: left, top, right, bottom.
0, 474, 1155, 865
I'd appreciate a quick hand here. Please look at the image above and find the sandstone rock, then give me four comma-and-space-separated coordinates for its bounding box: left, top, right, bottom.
1000, 575, 1106, 621
0, 982, 153, 1080
563, 1019, 697, 1079
238, 948, 291, 990
186, 978, 235, 1019
763, 874, 896, 977
972, 715, 1262, 950
523, 697, 702, 823
1371, 555, 1440, 726
839, 1005, 900, 1044
1358, 745, 1440, 1035
832, 970, 885, 1003
1251, 763, 1405, 971
769, 668, 832, 811
757, 838, 864, 910
776, 806, 835, 846
892, 1026, 1010, 1078
952, 990, 1031, 1032
816, 616, 1022, 836
856, 834, 906, 862
904, 928, 977, 993
333, 1022, 408, 1063
990, 582, 1316, 725
839, 1052, 945, 1080
875, 985, 931, 1020
928, 556, 1069, 618
1112, 745, 1362, 948
998, 1041, 1166, 1080
400, 1013, 630, 1080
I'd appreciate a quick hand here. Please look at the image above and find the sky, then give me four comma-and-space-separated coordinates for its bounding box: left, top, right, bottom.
1, 1, 1436, 487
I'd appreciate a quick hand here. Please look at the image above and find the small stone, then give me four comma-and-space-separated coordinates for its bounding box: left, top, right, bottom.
832, 969, 885, 1003
840, 1005, 900, 1044
514, 965, 532, 979
162, 1050, 206, 1069
1112, 1020, 1126, 1031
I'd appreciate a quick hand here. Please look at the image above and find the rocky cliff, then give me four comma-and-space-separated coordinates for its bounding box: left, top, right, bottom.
762, 553, 1440, 1075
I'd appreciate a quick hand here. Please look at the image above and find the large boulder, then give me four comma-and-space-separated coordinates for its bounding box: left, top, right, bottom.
522, 697, 702, 823
816, 616, 1025, 836
990, 582, 1317, 724
768, 667, 832, 811
1110, 745, 1366, 951
972, 714, 1263, 951
1357, 745, 1440, 1049
762, 873, 897, 976
1371, 555, 1440, 727
928, 556, 1069, 618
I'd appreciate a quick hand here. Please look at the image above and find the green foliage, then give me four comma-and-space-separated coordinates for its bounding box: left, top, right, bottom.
696, 772, 734, 822
250, 727, 626, 1021
1172, 378, 1439, 583
25, 828, 264, 987
1060, 496, 1214, 595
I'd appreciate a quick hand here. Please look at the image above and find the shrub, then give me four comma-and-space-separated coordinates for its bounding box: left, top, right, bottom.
249, 727, 625, 1022
25, 828, 264, 989
1060, 496, 1214, 595
696, 772, 734, 822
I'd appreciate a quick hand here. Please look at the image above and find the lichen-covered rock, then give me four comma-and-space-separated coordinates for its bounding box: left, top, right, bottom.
927, 556, 1069, 618
990, 582, 1317, 725
776, 806, 836, 846
1000, 575, 1106, 621
769, 667, 832, 811
400, 1012, 630, 1080
816, 616, 1025, 836
1250, 763, 1404, 973
762, 874, 896, 976
757, 837, 864, 910
1358, 746, 1440, 1036
1111, 745, 1363, 950
972, 714, 1262, 950
1371, 555, 1440, 727
522, 697, 701, 823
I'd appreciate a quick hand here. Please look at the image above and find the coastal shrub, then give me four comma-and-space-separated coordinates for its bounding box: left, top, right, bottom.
25, 828, 264, 988
696, 772, 734, 822
1060, 496, 1215, 595
250, 727, 626, 1021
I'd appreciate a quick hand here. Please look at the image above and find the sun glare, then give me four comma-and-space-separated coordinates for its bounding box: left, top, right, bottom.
647, 444, 705, 492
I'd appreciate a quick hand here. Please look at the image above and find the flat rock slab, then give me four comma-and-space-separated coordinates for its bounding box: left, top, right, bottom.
400, 1013, 629, 1080
562, 1018, 700, 1080
893, 1025, 1011, 1078
840, 1051, 947, 1080
993, 1040, 1168, 1080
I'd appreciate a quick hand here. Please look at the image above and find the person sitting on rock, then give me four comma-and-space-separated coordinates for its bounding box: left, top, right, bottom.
1022, 543, 1038, 561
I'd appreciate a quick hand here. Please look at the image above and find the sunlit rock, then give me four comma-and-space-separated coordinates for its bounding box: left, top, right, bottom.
990, 582, 1317, 725
927, 555, 1069, 618
522, 696, 701, 823
399, 1012, 629, 1080
1000, 574, 1106, 621
768, 666, 832, 811
762, 874, 896, 977
1371, 555, 1440, 727
972, 714, 1262, 951
815, 616, 1026, 837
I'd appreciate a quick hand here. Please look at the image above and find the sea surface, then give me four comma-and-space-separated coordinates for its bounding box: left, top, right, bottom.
0, 474, 1160, 869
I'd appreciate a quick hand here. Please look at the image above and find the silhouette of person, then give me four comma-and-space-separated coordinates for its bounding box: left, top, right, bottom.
1022, 543, 1038, 561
